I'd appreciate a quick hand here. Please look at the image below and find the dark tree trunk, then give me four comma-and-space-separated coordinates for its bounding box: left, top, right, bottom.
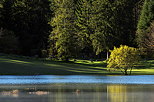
124, 69, 128, 75
129, 67, 133, 75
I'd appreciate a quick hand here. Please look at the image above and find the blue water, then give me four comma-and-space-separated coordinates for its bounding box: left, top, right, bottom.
0, 75, 154, 84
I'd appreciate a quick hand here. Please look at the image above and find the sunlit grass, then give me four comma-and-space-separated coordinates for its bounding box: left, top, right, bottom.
0, 53, 154, 75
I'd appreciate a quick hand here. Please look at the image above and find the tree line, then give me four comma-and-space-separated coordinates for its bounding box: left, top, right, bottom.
0, 0, 153, 60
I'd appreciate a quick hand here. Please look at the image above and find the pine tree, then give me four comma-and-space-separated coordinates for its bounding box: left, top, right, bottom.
49, 0, 77, 60
0, 0, 3, 28
90, 0, 114, 58
113, 0, 140, 47
1, 0, 52, 56
75, 0, 93, 58
90, 0, 139, 59
137, 0, 154, 47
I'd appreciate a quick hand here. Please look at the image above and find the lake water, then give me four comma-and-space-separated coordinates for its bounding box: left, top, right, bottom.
0, 75, 154, 102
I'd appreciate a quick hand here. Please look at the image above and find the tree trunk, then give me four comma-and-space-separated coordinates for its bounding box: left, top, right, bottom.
129, 67, 133, 75
124, 69, 128, 75
107, 51, 109, 60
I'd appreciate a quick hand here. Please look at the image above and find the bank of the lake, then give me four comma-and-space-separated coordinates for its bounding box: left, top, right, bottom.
0, 54, 154, 75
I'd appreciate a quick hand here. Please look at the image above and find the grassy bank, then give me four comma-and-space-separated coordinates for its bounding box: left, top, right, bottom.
0, 54, 154, 75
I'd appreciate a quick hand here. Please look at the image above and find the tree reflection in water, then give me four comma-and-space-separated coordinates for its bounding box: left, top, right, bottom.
0, 84, 153, 102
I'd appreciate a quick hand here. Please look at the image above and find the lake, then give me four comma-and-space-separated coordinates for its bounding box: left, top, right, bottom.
0, 75, 154, 102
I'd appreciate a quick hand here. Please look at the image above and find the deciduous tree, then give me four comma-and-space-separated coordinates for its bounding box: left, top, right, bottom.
107, 45, 140, 75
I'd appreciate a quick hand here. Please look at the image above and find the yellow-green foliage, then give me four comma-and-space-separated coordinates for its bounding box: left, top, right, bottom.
107, 45, 140, 75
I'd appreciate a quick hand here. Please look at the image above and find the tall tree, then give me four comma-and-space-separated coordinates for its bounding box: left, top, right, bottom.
0, 1, 3, 28
1, 0, 15, 30
1, 0, 52, 56
143, 21, 154, 57
75, 0, 139, 59
49, 0, 77, 60
90, 0, 115, 58
113, 0, 140, 47
137, 0, 154, 47
75, 0, 94, 58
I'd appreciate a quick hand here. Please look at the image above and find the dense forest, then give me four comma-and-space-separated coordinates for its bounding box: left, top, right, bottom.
0, 0, 153, 61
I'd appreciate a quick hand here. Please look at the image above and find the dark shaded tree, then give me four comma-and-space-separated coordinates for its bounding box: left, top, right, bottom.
137, 0, 154, 48
1, 0, 52, 56
0, 29, 19, 54
113, 0, 141, 47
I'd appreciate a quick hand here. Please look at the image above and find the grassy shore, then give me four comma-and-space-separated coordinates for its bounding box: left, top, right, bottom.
0, 54, 154, 75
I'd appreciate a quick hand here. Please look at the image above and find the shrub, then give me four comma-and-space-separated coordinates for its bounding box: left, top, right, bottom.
107, 45, 140, 75
41, 50, 48, 58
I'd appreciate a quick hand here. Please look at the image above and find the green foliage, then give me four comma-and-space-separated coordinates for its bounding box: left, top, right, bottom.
137, 0, 154, 47
90, 0, 114, 55
113, 0, 140, 46
49, 0, 77, 61
137, 0, 154, 30
75, 0, 93, 54
0, 0, 145, 60
140, 21, 154, 58
75, 0, 139, 58
1, 0, 52, 56
107, 45, 140, 75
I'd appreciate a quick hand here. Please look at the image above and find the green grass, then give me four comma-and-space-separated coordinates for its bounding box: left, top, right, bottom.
0, 54, 154, 75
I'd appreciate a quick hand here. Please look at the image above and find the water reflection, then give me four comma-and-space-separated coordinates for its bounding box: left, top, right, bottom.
107, 85, 127, 102
0, 84, 154, 102
107, 84, 154, 102
1, 90, 19, 97
28, 91, 49, 95
0, 75, 154, 102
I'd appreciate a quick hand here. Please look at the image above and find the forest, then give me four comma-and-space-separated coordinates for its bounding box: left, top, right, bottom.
0, 0, 153, 61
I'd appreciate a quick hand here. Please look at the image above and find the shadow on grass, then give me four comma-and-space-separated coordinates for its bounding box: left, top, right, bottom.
0, 56, 108, 75
135, 60, 154, 69
3, 54, 154, 75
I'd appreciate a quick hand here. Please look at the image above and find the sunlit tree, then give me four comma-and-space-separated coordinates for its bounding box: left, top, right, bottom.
107, 45, 140, 75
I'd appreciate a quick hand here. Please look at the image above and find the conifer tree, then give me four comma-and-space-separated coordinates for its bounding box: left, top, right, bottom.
0, 0, 3, 28
137, 0, 154, 47
1, 0, 52, 56
49, 0, 77, 60
75, 0, 94, 58
113, 0, 139, 47
90, 0, 114, 58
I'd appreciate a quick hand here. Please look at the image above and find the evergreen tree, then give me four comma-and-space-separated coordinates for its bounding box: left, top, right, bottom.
1, 0, 52, 56
0, 1, 3, 28
1, 0, 15, 30
113, 0, 139, 47
49, 0, 77, 60
90, 0, 114, 58
75, 0, 94, 58
75, 0, 139, 59
137, 0, 154, 47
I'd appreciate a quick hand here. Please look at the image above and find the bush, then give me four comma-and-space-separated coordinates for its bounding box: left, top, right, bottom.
107, 45, 140, 75
41, 50, 48, 58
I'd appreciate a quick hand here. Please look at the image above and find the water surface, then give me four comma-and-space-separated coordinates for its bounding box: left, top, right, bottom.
0, 75, 154, 84
0, 75, 154, 102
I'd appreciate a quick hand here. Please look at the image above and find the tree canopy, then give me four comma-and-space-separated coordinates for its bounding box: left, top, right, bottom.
107, 45, 140, 75
1, 0, 152, 60
137, 0, 154, 57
